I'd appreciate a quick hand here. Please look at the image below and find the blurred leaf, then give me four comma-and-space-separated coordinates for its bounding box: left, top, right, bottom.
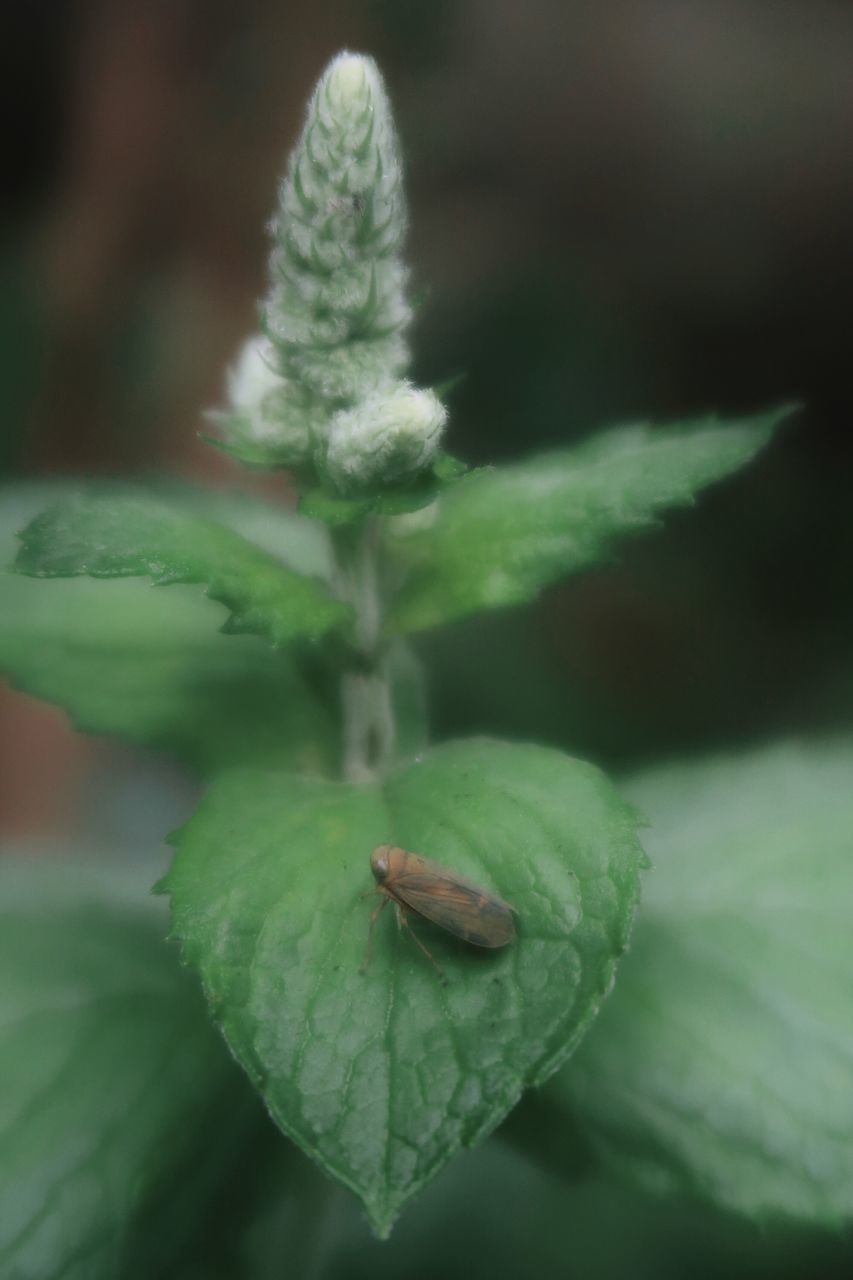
199, 427, 306, 471
0, 486, 337, 774
1, 480, 336, 585
389, 408, 792, 633
388, 639, 429, 762
0, 591, 337, 775
548, 739, 853, 1225
166, 485, 334, 582
0, 858, 259, 1280
14, 491, 350, 647
163, 739, 645, 1235
241, 1137, 844, 1280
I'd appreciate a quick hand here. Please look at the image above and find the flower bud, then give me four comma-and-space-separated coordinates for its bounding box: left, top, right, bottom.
324, 382, 447, 493
214, 336, 315, 467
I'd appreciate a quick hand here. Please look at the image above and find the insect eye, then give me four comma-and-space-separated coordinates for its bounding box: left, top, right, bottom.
370, 847, 390, 880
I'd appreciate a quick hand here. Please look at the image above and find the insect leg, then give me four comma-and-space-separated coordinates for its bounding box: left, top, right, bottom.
394, 903, 448, 984
360, 893, 388, 974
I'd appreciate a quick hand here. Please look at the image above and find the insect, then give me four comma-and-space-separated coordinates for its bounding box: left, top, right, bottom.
361, 844, 516, 980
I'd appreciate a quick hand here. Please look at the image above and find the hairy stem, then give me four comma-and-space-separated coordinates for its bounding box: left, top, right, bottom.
332, 518, 394, 782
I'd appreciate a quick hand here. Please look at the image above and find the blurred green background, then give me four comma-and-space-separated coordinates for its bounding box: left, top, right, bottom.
2, 1, 852, 1276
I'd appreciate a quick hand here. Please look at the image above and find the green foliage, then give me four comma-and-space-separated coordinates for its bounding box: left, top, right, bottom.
0, 487, 337, 774
0, 591, 337, 775
0, 43, 830, 1272
200, 427, 299, 470
0, 858, 260, 1280
386, 641, 429, 761
547, 740, 853, 1225
162, 740, 645, 1234
239, 1139, 839, 1280
14, 491, 350, 647
300, 453, 467, 525
389, 409, 791, 633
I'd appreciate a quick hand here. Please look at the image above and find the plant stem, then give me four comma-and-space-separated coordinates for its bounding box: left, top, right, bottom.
332, 518, 394, 782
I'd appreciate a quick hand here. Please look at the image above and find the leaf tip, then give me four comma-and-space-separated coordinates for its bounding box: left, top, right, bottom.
743, 400, 802, 449
364, 1200, 397, 1240
770, 398, 804, 422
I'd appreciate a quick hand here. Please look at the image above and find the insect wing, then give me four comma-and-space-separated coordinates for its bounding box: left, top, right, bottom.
389, 855, 516, 948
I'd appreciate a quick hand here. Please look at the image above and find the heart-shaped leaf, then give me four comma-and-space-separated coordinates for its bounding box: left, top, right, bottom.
163, 739, 645, 1234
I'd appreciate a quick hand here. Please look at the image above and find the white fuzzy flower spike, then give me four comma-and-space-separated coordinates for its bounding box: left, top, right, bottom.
265, 52, 411, 422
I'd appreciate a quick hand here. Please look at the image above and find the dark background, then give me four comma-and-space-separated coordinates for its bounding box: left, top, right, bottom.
2, 2, 851, 1275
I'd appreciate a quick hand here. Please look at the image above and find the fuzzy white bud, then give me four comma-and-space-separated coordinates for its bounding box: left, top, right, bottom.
215, 336, 315, 466
325, 382, 447, 493
226, 336, 278, 418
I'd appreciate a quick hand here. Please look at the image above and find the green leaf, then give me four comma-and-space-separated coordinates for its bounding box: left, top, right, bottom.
165, 485, 334, 582
0, 857, 260, 1280
14, 490, 351, 647
239, 1138, 832, 1280
199, 428, 306, 471
299, 453, 467, 525
389, 407, 793, 633
0, 486, 338, 774
0, 592, 338, 774
163, 738, 645, 1235
2, 482, 335, 583
546, 739, 853, 1225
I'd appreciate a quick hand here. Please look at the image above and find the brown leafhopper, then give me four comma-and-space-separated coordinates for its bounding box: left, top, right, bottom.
362, 844, 516, 979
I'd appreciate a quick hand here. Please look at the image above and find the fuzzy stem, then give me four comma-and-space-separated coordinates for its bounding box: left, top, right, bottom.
332, 519, 394, 782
